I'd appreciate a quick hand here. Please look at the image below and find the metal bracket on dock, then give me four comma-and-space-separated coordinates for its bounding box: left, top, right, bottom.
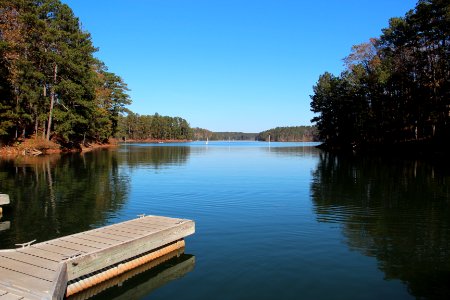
15, 239, 36, 249
137, 213, 146, 218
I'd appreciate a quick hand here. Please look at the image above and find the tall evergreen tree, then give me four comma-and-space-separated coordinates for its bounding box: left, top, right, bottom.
0, 0, 132, 147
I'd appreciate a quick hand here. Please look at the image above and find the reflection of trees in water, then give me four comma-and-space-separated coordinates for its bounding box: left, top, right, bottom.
0, 150, 130, 248
119, 145, 190, 169
310, 153, 450, 299
264, 146, 321, 157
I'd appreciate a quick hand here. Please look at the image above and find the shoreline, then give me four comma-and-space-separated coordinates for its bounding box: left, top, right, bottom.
121, 139, 192, 143
0, 138, 193, 158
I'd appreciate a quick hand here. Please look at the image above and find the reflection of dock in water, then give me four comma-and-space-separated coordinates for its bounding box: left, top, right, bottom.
0, 221, 10, 232
68, 252, 195, 300
0, 194, 9, 215
0, 194, 10, 232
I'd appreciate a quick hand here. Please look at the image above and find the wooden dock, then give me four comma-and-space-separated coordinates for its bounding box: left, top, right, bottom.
0, 215, 195, 300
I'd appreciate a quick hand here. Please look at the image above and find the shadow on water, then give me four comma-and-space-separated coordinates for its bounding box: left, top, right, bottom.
0, 146, 192, 249
0, 150, 131, 248
263, 145, 321, 157
310, 152, 450, 299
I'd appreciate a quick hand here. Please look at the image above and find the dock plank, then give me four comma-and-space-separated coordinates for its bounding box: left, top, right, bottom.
45, 240, 100, 253
97, 227, 145, 238
0, 293, 26, 300
0, 252, 59, 272
116, 222, 159, 232
0, 266, 53, 293
71, 233, 116, 246
33, 244, 86, 256
82, 231, 133, 242
61, 236, 112, 248
0, 257, 55, 281
111, 222, 153, 233
16, 247, 65, 262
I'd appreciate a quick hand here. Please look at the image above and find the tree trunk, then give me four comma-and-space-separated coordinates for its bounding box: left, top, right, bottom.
46, 64, 57, 141
35, 113, 38, 139
15, 93, 19, 139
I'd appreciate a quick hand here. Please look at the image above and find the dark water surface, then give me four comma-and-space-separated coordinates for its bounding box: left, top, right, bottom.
0, 142, 449, 299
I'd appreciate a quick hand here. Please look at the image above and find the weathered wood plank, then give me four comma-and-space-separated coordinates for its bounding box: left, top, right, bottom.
32, 244, 85, 257
0, 256, 56, 281
60, 236, 111, 249
144, 217, 187, 226
104, 224, 151, 235
125, 219, 183, 231
66, 219, 194, 280
45, 240, 99, 253
115, 222, 159, 232
70, 234, 117, 246
48, 263, 67, 300
0, 286, 42, 300
0, 252, 59, 272
0, 292, 25, 300
0, 194, 9, 206
120, 222, 161, 231
16, 248, 65, 262
96, 227, 145, 239
82, 231, 132, 242
0, 267, 53, 293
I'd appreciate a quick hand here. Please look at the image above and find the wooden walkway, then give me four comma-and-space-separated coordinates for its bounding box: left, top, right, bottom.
0, 215, 195, 300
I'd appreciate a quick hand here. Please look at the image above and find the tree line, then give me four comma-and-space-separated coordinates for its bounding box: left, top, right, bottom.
192, 126, 318, 142
117, 112, 192, 141
0, 0, 132, 147
310, 0, 449, 151
256, 126, 319, 142
192, 128, 257, 141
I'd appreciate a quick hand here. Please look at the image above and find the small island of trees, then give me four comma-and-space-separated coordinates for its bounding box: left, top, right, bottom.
310, 0, 449, 153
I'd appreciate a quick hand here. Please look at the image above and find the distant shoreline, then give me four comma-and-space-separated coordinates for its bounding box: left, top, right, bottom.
120, 139, 192, 143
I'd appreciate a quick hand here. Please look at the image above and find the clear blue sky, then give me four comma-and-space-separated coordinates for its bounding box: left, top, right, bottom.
63, 0, 416, 132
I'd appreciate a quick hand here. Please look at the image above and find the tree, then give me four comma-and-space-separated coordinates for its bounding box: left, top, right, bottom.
0, 0, 132, 147
310, 0, 450, 151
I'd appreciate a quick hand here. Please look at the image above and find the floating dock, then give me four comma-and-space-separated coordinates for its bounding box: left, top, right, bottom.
0, 215, 195, 300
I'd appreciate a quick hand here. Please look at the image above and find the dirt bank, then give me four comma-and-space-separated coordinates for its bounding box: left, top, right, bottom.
0, 138, 119, 157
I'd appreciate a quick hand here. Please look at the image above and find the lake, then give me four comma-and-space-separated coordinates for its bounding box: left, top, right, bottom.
0, 142, 449, 299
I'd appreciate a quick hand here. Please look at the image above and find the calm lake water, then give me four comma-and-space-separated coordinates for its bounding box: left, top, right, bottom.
0, 142, 449, 299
